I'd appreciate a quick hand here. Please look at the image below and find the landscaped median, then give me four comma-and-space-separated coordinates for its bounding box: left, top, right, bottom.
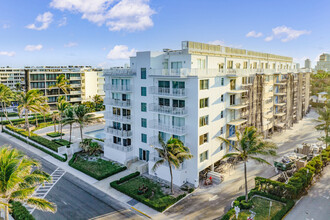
3, 125, 67, 162
110, 172, 187, 212
69, 153, 127, 180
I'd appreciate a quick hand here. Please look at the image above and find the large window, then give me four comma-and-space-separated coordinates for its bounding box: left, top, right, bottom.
158, 80, 170, 88
141, 87, 147, 96
199, 133, 208, 145
173, 99, 185, 108
243, 61, 248, 69
172, 81, 185, 89
141, 133, 147, 143
159, 98, 170, 106
221, 78, 224, 86
197, 59, 206, 69
171, 62, 182, 69
199, 115, 209, 127
230, 95, 236, 105
227, 60, 233, 69
199, 98, 209, 108
141, 68, 146, 79
141, 118, 147, 128
200, 79, 209, 90
141, 103, 147, 112
113, 107, 121, 116
200, 151, 208, 162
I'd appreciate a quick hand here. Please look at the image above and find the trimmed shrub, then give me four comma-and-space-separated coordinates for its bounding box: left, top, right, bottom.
46, 132, 64, 138
117, 171, 140, 184
221, 208, 235, 220
10, 201, 35, 220
53, 139, 72, 146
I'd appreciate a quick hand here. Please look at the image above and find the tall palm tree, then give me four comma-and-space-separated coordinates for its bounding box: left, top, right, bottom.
0, 84, 14, 129
73, 104, 95, 141
63, 106, 75, 144
152, 136, 193, 194
32, 96, 48, 128
57, 96, 69, 139
315, 102, 330, 147
48, 74, 72, 95
220, 126, 277, 202
0, 146, 56, 220
40, 102, 50, 123
51, 112, 60, 133
17, 90, 44, 136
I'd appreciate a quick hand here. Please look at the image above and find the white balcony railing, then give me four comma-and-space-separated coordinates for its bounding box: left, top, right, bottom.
149, 86, 186, 96
104, 112, 132, 122
71, 84, 81, 88
149, 104, 187, 116
104, 98, 131, 107
150, 120, 186, 135
70, 90, 82, 95
103, 68, 136, 76
70, 77, 81, 80
105, 141, 133, 152
104, 84, 131, 92
106, 127, 132, 137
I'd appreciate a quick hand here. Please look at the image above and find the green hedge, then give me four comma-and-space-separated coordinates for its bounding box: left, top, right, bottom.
53, 139, 71, 146
10, 201, 35, 220
69, 153, 127, 180
220, 208, 235, 220
0, 112, 19, 117
110, 173, 186, 212
3, 127, 67, 162
46, 132, 64, 138
0, 115, 52, 125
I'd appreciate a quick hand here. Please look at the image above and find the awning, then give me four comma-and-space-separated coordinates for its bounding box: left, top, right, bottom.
227, 118, 247, 126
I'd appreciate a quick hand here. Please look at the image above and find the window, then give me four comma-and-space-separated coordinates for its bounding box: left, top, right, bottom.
171, 62, 182, 69
141, 68, 146, 79
113, 107, 121, 116
242, 77, 247, 84
113, 136, 121, 144
230, 95, 236, 105
220, 111, 224, 118
139, 148, 149, 161
200, 79, 209, 90
159, 81, 170, 88
141, 87, 147, 96
200, 151, 208, 162
220, 143, 224, 151
159, 98, 170, 106
221, 95, 224, 102
141, 103, 147, 112
199, 115, 209, 127
273, 63, 276, 69
141, 134, 147, 143
123, 109, 131, 116
221, 78, 224, 86
141, 118, 147, 128
199, 98, 209, 108
172, 81, 185, 89
227, 60, 233, 69
199, 133, 208, 145
243, 62, 248, 69
253, 62, 257, 69
220, 126, 224, 135
173, 99, 185, 108
113, 122, 121, 129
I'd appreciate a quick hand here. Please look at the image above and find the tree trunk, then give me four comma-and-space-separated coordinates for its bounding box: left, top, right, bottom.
35, 113, 38, 127
3, 103, 13, 126
169, 163, 174, 195
5, 205, 9, 220
80, 124, 83, 141
53, 119, 57, 133
69, 123, 72, 143
25, 110, 30, 136
60, 121, 63, 139
244, 161, 248, 202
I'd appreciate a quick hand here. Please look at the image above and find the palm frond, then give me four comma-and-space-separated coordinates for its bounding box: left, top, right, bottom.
26, 197, 57, 213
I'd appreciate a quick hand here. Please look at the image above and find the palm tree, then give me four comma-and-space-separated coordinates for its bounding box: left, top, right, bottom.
73, 104, 95, 141
0, 84, 14, 129
63, 106, 75, 144
40, 102, 50, 123
315, 102, 330, 147
48, 74, 72, 95
152, 136, 193, 194
0, 146, 56, 220
92, 94, 103, 104
220, 126, 277, 202
32, 96, 48, 128
17, 90, 44, 136
57, 96, 69, 139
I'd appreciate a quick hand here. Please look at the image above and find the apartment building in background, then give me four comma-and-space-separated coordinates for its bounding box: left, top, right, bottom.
315, 53, 330, 72
103, 41, 311, 187
0, 66, 105, 106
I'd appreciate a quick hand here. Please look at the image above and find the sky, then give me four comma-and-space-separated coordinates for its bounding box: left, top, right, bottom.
0, 0, 329, 68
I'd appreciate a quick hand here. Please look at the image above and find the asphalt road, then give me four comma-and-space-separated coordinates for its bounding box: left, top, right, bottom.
285, 165, 330, 220
0, 134, 142, 220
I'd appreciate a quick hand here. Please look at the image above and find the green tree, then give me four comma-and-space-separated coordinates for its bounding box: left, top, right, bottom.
73, 104, 95, 141
0, 84, 14, 129
315, 102, 330, 147
63, 106, 75, 144
48, 74, 72, 95
17, 90, 44, 136
220, 126, 277, 202
0, 146, 56, 220
57, 96, 69, 139
152, 136, 193, 194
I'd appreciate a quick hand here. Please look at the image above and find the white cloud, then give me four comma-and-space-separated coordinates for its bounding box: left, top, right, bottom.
64, 42, 78, 47
58, 17, 67, 27
26, 12, 53, 30
107, 45, 136, 60
265, 26, 311, 42
2, 24, 10, 29
246, 31, 263, 38
25, 44, 43, 51
50, 0, 155, 32
0, 51, 15, 57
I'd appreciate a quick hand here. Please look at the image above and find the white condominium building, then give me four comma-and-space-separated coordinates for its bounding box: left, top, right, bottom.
0, 67, 25, 90
103, 41, 311, 187
315, 53, 330, 72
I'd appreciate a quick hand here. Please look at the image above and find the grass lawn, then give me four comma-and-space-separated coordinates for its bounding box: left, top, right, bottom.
113, 175, 184, 212
238, 197, 284, 220
52, 139, 72, 146
69, 154, 126, 180
46, 132, 64, 138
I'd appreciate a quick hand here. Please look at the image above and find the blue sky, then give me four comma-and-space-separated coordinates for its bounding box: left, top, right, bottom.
0, 0, 329, 68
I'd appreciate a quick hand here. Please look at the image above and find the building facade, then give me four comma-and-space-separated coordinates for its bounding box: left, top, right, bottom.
305, 59, 311, 69
316, 53, 330, 72
0, 67, 25, 90
103, 41, 311, 187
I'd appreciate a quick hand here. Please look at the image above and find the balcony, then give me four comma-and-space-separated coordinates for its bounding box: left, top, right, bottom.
105, 113, 132, 122
150, 120, 186, 135
106, 141, 133, 152
106, 127, 132, 137
103, 68, 136, 76
70, 97, 82, 102
227, 118, 247, 126
274, 112, 286, 117
104, 84, 131, 92
104, 98, 131, 107
71, 84, 81, 88
274, 92, 286, 96
149, 104, 187, 116
70, 90, 82, 95
227, 103, 248, 110
274, 102, 286, 106
149, 86, 186, 97
70, 77, 81, 81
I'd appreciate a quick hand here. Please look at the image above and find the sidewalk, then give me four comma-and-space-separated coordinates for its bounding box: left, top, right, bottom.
0, 131, 166, 219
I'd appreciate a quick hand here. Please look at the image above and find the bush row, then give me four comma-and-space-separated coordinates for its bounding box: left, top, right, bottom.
3, 127, 67, 162
10, 201, 35, 220
0, 112, 19, 117
46, 132, 64, 138
110, 172, 186, 212
0, 115, 52, 125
